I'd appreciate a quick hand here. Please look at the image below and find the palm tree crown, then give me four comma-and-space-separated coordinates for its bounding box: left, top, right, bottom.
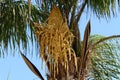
0, 0, 120, 79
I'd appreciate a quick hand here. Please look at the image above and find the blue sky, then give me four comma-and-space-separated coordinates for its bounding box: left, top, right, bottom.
0, 5, 120, 80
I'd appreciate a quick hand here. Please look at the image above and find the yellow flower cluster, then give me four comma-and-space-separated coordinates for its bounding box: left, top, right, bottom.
34, 5, 77, 78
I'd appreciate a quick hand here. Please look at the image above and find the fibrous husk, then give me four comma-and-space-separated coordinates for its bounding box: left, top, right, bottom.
34, 5, 77, 79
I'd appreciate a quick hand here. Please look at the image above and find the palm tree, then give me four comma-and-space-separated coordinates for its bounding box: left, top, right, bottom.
1, 0, 120, 80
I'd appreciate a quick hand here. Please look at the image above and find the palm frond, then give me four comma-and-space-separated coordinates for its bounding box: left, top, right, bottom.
88, 34, 120, 79
0, 0, 49, 56
87, 0, 119, 18
21, 53, 44, 80
1, 0, 28, 48
79, 21, 91, 79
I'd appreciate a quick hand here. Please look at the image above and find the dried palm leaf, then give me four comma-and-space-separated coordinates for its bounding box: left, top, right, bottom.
79, 21, 91, 78
21, 53, 44, 80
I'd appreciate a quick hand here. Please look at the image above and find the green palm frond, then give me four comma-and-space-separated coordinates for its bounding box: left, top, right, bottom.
87, 0, 119, 18
88, 35, 120, 79
35, 0, 120, 20
1, 0, 27, 48
0, 0, 49, 55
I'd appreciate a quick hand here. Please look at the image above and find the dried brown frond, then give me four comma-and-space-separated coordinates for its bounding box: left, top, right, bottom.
34, 5, 77, 79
